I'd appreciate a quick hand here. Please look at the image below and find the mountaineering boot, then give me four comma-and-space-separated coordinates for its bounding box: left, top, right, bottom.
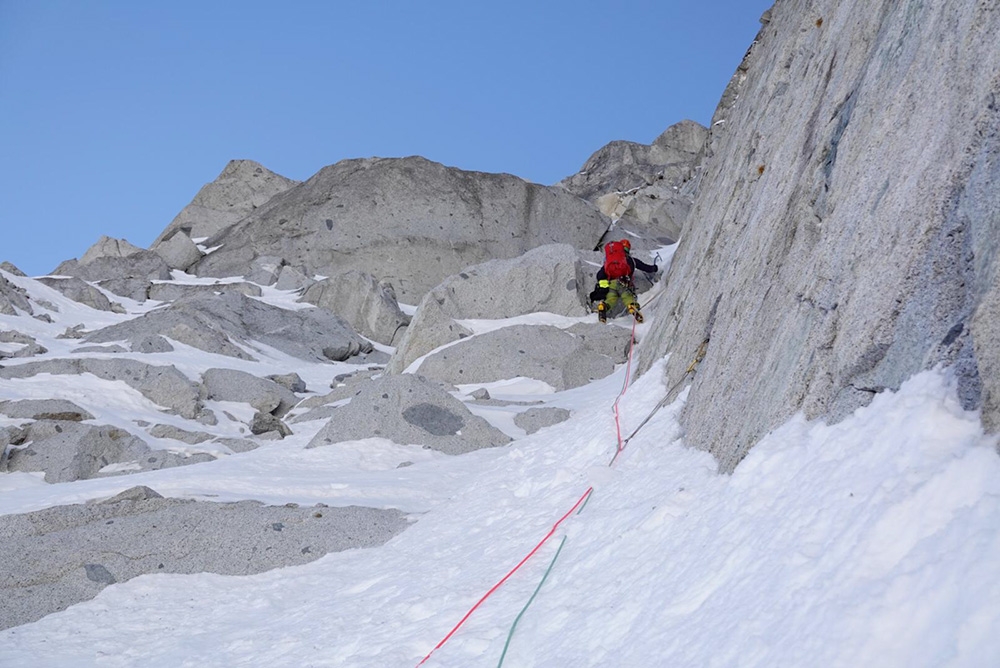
597, 301, 607, 323
627, 303, 644, 323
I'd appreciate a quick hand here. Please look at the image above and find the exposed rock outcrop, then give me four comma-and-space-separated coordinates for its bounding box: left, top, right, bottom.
192, 156, 611, 302
640, 0, 1000, 472
388, 244, 591, 373
1, 421, 210, 483
0, 358, 201, 419
307, 373, 510, 455
560, 120, 708, 202
413, 323, 631, 391
52, 236, 172, 301
300, 270, 411, 346
82, 292, 377, 364
151, 159, 300, 246
0, 489, 408, 630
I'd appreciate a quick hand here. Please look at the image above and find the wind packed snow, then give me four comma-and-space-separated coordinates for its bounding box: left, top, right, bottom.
1, 267, 999, 667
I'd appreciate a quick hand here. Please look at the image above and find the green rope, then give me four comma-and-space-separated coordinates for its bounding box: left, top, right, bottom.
496, 536, 568, 667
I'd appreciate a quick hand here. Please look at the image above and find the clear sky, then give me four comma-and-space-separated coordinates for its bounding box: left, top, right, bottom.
1, 0, 773, 276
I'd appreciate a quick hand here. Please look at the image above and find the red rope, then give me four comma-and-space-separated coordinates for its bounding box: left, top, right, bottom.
416, 318, 639, 666
416, 487, 594, 666
608, 318, 638, 466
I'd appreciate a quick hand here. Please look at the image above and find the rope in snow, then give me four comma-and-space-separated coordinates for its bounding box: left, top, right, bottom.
493, 320, 640, 665
608, 318, 639, 467
417, 318, 644, 666
621, 338, 709, 448
416, 488, 594, 667
496, 536, 568, 667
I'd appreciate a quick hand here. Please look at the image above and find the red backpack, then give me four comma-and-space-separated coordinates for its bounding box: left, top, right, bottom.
603, 241, 632, 280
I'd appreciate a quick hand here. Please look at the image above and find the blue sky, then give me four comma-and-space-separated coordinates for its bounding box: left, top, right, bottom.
1, 1, 772, 276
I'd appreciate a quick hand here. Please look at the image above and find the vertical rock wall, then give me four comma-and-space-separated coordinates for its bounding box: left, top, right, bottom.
639, 0, 1000, 472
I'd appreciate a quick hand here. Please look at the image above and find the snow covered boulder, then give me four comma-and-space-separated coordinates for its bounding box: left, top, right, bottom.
388, 244, 590, 373
146, 280, 262, 302
37, 276, 120, 312
52, 236, 171, 302
514, 407, 572, 435
307, 373, 510, 455
0, 331, 47, 359
300, 270, 411, 346
245, 255, 286, 286
201, 368, 299, 417
0, 399, 94, 422
0, 273, 32, 315
0, 358, 202, 419
0, 490, 407, 630
2, 421, 211, 483
412, 324, 630, 391
83, 292, 379, 364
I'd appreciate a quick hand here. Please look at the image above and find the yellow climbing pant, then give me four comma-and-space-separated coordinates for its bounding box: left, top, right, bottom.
601, 279, 637, 311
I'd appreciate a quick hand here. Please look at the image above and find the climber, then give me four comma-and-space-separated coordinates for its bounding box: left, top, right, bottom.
589, 239, 658, 324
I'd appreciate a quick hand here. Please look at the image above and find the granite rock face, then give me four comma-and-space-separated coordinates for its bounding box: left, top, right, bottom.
414, 324, 631, 391
560, 120, 709, 241
151, 159, 300, 245
639, 0, 1000, 472
0, 358, 201, 419
1, 421, 210, 483
388, 244, 591, 373
300, 270, 411, 346
201, 368, 300, 416
560, 120, 708, 202
192, 156, 611, 302
51, 236, 172, 301
0, 488, 408, 630
83, 292, 376, 364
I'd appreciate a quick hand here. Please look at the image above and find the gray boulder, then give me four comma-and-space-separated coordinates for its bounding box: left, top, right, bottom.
300, 270, 411, 346
249, 411, 292, 438
559, 120, 708, 202
0, 261, 26, 276
147, 424, 213, 444
638, 0, 1000, 472
146, 280, 262, 303
414, 324, 630, 391
0, 331, 47, 359
153, 230, 203, 271
307, 373, 510, 455
202, 368, 299, 416
0, 399, 94, 422
152, 159, 300, 246
274, 265, 316, 291
2, 421, 210, 483
245, 255, 286, 286
52, 237, 171, 301
388, 244, 592, 373
36, 276, 119, 312
267, 372, 307, 393
514, 407, 572, 435
0, 490, 408, 630
192, 156, 610, 303
83, 292, 376, 364
78, 236, 145, 265
0, 358, 201, 419
0, 273, 32, 316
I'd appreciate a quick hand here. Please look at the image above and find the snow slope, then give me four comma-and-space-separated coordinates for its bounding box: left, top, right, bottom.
2, 266, 1000, 667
